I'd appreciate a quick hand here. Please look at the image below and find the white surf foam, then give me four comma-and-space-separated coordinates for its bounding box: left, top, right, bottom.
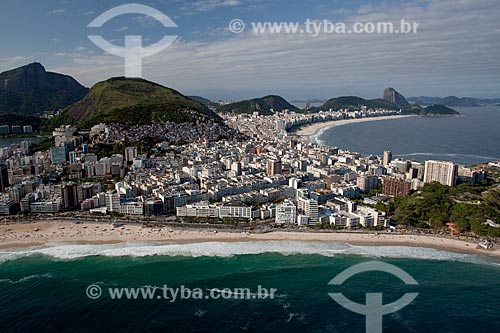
0, 273, 53, 284
310, 125, 333, 146
0, 241, 496, 266
396, 152, 500, 161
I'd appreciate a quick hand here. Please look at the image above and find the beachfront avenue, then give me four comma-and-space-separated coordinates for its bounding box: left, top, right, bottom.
86, 284, 278, 302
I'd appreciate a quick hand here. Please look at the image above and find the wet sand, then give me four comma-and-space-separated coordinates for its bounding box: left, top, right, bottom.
0, 221, 498, 257
296, 115, 416, 143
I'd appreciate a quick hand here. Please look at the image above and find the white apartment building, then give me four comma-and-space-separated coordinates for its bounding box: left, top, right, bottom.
119, 201, 144, 215
177, 202, 218, 218
29, 199, 61, 213
297, 197, 319, 225
424, 160, 458, 186
176, 202, 257, 220
219, 205, 257, 219
105, 192, 121, 212
275, 201, 297, 224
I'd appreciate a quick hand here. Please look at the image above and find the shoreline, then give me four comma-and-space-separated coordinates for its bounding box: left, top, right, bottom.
295, 115, 416, 143
1, 221, 498, 258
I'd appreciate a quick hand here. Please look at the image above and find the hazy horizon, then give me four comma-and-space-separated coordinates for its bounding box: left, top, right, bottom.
1, 0, 499, 100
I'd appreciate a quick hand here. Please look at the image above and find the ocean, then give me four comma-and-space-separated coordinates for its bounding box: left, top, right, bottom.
315, 106, 500, 166
1, 241, 499, 332
1, 108, 500, 332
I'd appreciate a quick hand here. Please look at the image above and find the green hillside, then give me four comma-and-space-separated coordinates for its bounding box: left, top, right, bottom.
421, 104, 459, 115
63, 77, 220, 127
311, 96, 400, 112
188, 96, 220, 109
217, 95, 300, 115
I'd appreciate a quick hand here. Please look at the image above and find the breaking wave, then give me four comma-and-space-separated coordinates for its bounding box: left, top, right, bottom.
0, 241, 496, 266
396, 152, 500, 161
0, 273, 53, 284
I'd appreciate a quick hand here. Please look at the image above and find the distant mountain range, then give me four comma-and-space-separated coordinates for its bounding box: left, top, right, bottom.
408, 96, 500, 107
312, 95, 399, 112
0, 63, 468, 130
215, 88, 458, 116
308, 88, 458, 115
188, 96, 221, 109
63, 77, 220, 128
217, 95, 300, 115
0, 63, 88, 114
291, 99, 326, 104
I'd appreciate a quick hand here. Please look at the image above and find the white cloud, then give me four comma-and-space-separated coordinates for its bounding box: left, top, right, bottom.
54, 0, 500, 99
191, 0, 242, 12
49, 9, 66, 15
16, 55, 34, 61
328, 8, 353, 16
81, 10, 95, 16
132, 15, 159, 27
0, 56, 34, 71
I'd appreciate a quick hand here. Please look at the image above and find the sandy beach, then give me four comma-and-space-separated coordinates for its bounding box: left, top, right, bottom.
0, 221, 498, 258
296, 115, 416, 143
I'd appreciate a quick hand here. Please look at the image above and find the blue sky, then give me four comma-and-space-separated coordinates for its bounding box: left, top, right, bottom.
1, 0, 499, 100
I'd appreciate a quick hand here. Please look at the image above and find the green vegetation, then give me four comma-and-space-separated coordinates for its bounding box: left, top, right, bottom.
421, 104, 459, 115
188, 96, 220, 109
0, 113, 44, 131
378, 182, 500, 237
91, 137, 157, 159
91, 142, 126, 160
28, 137, 54, 154
310, 96, 399, 112
308, 89, 460, 116
404, 103, 425, 114
0, 111, 79, 135
41, 112, 73, 132
408, 96, 486, 107
78, 103, 196, 128
63, 77, 220, 127
217, 95, 300, 115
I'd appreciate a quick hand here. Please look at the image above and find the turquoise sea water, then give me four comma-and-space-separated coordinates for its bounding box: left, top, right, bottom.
316, 106, 500, 166
1, 241, 499, 332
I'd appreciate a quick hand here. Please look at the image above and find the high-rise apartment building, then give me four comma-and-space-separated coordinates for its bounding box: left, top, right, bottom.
383, 150, 392, 166
423, 160, 458, 186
